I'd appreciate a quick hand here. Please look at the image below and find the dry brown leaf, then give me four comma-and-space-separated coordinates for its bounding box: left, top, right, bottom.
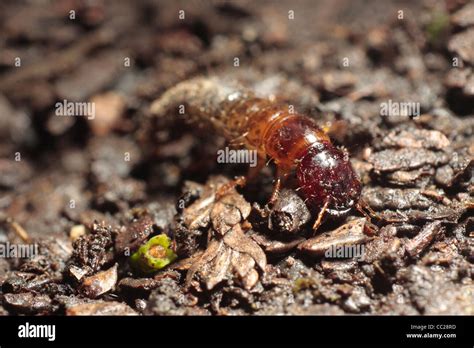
182, 177, 266, 291
182, 176, 229, 229
211, 192, 251, 235
298, 218, 368, 256
223, 224, 266, 272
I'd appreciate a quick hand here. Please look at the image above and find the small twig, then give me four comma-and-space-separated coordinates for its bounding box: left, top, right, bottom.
8, 219, 31, 243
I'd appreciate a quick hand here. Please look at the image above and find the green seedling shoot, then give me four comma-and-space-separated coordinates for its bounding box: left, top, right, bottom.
130, 234, 177, 273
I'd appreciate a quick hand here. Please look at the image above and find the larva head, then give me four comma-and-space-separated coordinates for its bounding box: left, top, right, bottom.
296, 144, 361, 216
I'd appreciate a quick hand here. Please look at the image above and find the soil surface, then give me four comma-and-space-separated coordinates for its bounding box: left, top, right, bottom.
0, 0, 473, 315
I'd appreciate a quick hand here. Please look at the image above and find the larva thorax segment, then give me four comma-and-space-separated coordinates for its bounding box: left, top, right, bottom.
225, 97, 331, 169
262, 112, 331, 169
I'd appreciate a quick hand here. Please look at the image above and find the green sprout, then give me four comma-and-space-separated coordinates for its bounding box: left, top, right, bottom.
130, 234, 177, 273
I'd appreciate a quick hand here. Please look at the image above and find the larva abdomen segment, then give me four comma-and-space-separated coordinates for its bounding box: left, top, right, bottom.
150, 77, 251, 140
150, 76, 330, 168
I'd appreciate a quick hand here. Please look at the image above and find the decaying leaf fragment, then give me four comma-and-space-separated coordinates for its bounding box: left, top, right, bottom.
298, 218, 369, 257
369, 148, 448, 173
181, 176, 230, 230
379, 129, 450, 150
179, 176, 266, 291
405, 221, 445, 258
362, 187, 467, 223
210, 190, 252, 235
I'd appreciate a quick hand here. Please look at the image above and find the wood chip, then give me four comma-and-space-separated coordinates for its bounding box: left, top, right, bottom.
405, 221, 444, 258
80, 263, 118, 298
298, 218, 368, 256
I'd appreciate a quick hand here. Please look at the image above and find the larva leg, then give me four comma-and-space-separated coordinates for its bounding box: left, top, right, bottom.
216, 176, 246, 200
269, 177, 282, 205
312, 200, 329, 234
268, 166, 291, 205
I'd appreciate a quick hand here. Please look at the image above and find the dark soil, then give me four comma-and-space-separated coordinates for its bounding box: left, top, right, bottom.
0, 0, 472, 315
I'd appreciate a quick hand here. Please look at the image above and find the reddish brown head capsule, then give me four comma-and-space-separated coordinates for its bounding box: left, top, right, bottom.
296, 144, 361, 216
